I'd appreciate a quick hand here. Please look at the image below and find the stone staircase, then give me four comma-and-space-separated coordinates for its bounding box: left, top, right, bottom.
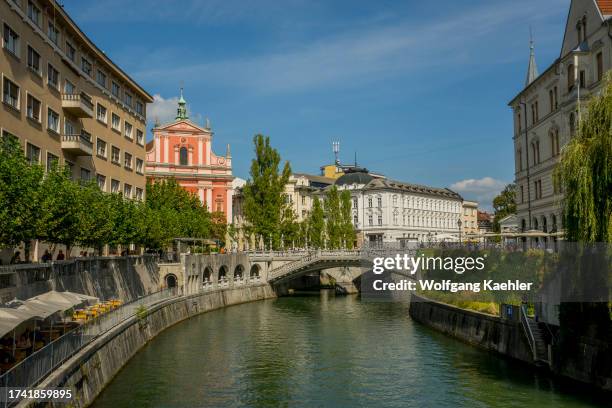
520, 305, 550, 366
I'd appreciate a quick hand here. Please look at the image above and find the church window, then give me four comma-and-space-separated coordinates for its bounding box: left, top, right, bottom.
179, 147, 188, 165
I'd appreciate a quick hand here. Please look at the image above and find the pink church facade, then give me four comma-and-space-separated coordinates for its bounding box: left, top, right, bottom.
145, 92, 233, 222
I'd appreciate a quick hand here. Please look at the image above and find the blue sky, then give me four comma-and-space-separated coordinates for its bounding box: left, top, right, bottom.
63, 0, 569, 209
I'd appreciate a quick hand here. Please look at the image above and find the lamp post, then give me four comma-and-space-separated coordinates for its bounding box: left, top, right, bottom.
457, 219, 463, 245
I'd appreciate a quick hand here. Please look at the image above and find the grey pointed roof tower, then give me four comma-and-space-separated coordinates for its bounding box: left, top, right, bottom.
525, 35, 539, 86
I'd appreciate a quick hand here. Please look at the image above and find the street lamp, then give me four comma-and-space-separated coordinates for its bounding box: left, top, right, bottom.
457, 219, 463, 245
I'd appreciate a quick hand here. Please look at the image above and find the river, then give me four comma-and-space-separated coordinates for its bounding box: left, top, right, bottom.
92, 291, 607, 407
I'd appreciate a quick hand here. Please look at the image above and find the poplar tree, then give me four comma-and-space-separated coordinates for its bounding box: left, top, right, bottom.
340, 190, 355, 249
324, 186, 341, 248
308, 197, 325, 248
243, 134, 291, 249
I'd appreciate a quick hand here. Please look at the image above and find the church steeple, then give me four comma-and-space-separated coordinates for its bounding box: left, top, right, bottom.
525, 32, 538, 86
176, 87, 188, 120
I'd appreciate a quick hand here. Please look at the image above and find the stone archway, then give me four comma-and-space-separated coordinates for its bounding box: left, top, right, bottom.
234, 264, 244, 280
250, 264, 261, 278
203, 266, 213, 283
165, 273, 178, 288
218, 265, 228, 282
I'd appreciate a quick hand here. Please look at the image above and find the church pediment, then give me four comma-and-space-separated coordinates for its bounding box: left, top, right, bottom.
157, 119, 211, 134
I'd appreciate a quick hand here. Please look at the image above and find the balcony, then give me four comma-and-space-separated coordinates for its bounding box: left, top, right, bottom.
61, 93, 93, 118
61, 132, 93, 156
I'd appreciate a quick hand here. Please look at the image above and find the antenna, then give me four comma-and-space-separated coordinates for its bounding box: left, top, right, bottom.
332, 141, 340, 165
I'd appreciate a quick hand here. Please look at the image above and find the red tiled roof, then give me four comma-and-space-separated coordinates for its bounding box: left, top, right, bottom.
597, 0, 612, 14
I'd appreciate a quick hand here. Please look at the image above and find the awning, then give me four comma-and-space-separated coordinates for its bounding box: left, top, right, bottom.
27, 291, 98, 310
0, 308, 40, 339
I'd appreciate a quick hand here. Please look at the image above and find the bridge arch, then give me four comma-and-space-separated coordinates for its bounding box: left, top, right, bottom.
250, 264, 261, 278
218, 265, 228, 281
234, 264, 244, 280
203, 266, 213, 283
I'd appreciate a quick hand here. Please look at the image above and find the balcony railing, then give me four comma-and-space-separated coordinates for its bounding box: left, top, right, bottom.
61, 133, 93, 156
61, 93, 93, 118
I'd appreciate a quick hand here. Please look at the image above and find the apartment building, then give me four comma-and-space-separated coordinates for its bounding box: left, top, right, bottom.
1, 0, 152, 200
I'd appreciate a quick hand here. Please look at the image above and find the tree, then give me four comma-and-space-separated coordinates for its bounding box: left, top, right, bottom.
280, 206, 299, 248
0, 136, 43, 257
340, 190, 355, 249
210, 211, 227, 246
554, 72, 612, 343
308, 196, 325, 248
75, 181, 115, 253
324, 186, 342, 248
36, 165, 82, 256
492, 183, 516, 232
243, 134, 292, 249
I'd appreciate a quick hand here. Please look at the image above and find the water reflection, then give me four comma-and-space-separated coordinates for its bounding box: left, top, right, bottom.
92, 291, 607, 408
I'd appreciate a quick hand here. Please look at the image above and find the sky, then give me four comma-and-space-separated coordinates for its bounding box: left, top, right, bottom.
62, 0, 570, 210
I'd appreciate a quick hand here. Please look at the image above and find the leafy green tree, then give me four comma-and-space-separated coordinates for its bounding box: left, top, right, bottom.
243, 135, 291, 249
324, 186, 342, 248
308, 196, 325, 248
210, 211, 227, 245
280, 206, 299, 248
340, 190, 355, 249
0, 136, 43, 257
555, 73, 612, 344
36, 165, 82, 256
492, 183, 517, 232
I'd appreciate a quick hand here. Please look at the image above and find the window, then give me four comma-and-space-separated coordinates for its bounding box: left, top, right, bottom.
27, 1, 41, 26
64, 160, 74, 179
569, 112, 576, 137
135, 100, 143, 115
124, 121, 133, 139
136, 129, 144, 145
47, 22, 59, 45
135, 188, 143, 201
81, 57, 92, 76
377, 196, 382, 208
111, 179, 120, 193
517, 148, 522, 171
3, 77, 20, 110
596, 52, 603, 82
368, 214, 373, 226
97, 174, 106, 191
111, 146, 120, 164
47, 108, 59, 132
26, 142, 40, 164
567, 63, 575, 90
353, 215, 358, 225
517, 111, 521, 132
549, 89, 554, 113
124, 152, 132, 169
46, 152, 58, 172
111, 81, 120, 98
368, 197, 372, 208
26, 45, 40, 74
64, 79, 75, 95
26, 94, 41, 122
124, 92, 132, 107
111, 113, 120, 130
96, 138, 106, 158
377, 215, 383, 226
393, 211, 398, 225
531, 140, 540, 165
352, 197, 358, 208
96, 70, 106, 88
64, 119, 75, 135
80, 168, 91, 182
554, 86, 558, 110
47, 63, 59, 89
3, 24, 20, 57
179, 146, 188, 165
579, 70, 585, 88
392, 195, 398, 206
96, 104, 107, 123
550, 129, 560, 157
534, 180, 543, 200
65, 41, 75, 61
136, 158, 144, 174
123, 183, 132, 198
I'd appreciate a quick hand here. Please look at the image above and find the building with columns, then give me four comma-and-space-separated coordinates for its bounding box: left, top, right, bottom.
145, 90, 233, 222
509, 0, 612, 247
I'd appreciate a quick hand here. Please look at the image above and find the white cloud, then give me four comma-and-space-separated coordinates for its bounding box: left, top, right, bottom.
147, 94, 179, 126
450, 177, 507, 209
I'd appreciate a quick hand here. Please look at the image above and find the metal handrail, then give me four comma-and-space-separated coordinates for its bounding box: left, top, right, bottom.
520, 304, 537, 360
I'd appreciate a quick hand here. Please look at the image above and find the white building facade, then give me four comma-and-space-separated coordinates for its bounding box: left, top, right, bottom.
509, 0, 612, 246
334, 171, 463, 246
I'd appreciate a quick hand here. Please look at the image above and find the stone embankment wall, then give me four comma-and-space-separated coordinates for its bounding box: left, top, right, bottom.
408, 294, 533, 363
26, 284, 275, 408
0, 255, 159, 303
